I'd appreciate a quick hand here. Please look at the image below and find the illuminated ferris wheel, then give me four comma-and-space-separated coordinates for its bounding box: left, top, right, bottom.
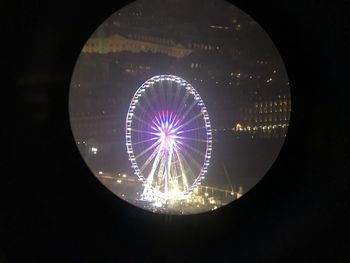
125, 75, 212, 205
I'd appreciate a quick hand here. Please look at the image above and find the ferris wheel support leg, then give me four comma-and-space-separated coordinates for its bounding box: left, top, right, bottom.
142, 144, 163, 200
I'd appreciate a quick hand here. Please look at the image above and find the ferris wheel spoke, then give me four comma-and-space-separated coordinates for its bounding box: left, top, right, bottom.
135, 139, 161, 160
175, 136, 208, 143
130, 128, 158, 136
149, 82, 160, 106
174, 148, 190, 190
133, 114, 153, 127
163, 80, 172, 110
166, 80, 174, 109
169, 159, 180, 188
142, 89, 158, 115
131, 137, 158, 146
172, 83, 182, 110
175, 150, 196, 189
162, 79, 170, 108
173, 112, 203, 132
177, 99, 198, 126
174, 91, 190, 119
177, 140, 206, 157
176, 144, 203, 171
156, 151, 167, 191
167, 144, 177, 187
134, 100, 154, 120
144, 144, 163, 192
181, 153, 196, 178
171, 151, 182, 189
176, 126, 206, 135
139, 144, 161, 172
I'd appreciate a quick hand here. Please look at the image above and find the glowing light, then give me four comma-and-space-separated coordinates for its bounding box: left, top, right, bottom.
91, 147, 98, 154
125, 75, 212, 206
209, 199, 216, 204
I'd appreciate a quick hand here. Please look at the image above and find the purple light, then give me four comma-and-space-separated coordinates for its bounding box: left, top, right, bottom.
152, 111, 180, 145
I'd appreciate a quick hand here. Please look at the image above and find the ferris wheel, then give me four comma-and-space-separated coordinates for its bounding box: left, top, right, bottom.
125, 75, 212, 205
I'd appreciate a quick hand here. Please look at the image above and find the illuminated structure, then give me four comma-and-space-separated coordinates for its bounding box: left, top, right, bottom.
125, 75, 212, 206
235, 95, 291, 138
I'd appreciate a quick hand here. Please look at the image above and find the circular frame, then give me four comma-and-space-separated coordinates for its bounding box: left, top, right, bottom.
125, 75, 213, 200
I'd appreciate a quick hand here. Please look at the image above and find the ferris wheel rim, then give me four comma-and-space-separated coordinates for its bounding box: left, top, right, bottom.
125, 74, 212, 194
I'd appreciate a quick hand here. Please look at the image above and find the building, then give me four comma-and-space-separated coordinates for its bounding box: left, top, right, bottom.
235, 94, 291, 138
83, 34, 192, 59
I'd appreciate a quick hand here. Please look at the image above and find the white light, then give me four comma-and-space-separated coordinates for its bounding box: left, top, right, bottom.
91, 147, 98, 153
98, 171, 103, 175
122, 174, 127, 178
117, 179, 122, 183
